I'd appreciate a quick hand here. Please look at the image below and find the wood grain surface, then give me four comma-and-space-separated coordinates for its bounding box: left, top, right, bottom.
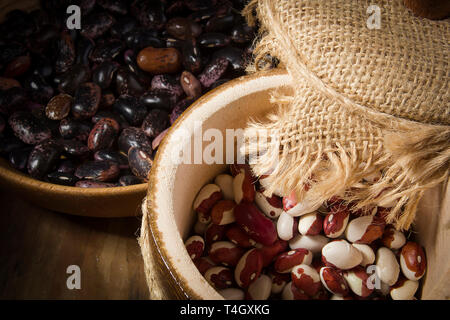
0, 190, 149, 299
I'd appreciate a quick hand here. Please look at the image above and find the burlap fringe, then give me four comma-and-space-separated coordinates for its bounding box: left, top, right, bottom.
242, 0, 450, 230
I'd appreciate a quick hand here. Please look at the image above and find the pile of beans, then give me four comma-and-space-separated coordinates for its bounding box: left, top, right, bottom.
185, 164, 427, 300
0, 0, 254, 187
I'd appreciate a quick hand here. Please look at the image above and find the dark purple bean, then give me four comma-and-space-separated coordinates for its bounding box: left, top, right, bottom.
231, 24, 255, 44
113, 95, 147, 126
98, 0, 128, 15
61, 139, 90, 157
151, 74, 184, 98
8, 112, 51, 145
30, 25, 59, 53
110, 16, 138, 39
59, 118, 92, 141
45, 94, 73, 120
140, 89, 175, 111
93, 61, 119, 90
119, 174, 143, 186
188, 8, 217, 23
123, 50, 152, 84
23, 74, 54, 104
115, 68, 145, 96
54, 31, 76, 74
75, 180, 117, 188
80, 12, 115, 39
205, 14, 235, 33
131, 0, 166, 30
75, 160, 120, 182
166, 17, 202, 40
94, 149, 128, 169
80, 0, 97, 15
151, 128, 169, 150
118, 127, 152, 154
27, 139, 62, 179
91, 110, 129, 130
182, 38, 202, 74
128, 146, 152, 181
57, 159, 77, 174
90, 39, 125, 64
165, 37, 185, 48
8, 147, 32, 171
4, 55, 31, 78
0, 87, 28, 115
58, 64, 92, 95
198, 33, 230, 48
72, 82, 101, 119
185, 0, 213, 11
87, 118, 120, 151
212, 46, 245, 71
170, 97, 195, 124
198, 57, 229, 88
124, 29, 163, 50
180, 71, 202, 98
0, 77, 21, 91
75, 37, 95, 66
141, 109, 169, 140
47, 171, 79, 186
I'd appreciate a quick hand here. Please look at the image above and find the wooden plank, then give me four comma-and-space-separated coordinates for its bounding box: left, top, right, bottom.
0, 191, 149, 299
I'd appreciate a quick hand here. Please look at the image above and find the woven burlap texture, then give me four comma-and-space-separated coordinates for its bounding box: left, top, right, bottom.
243, 0, 450, 230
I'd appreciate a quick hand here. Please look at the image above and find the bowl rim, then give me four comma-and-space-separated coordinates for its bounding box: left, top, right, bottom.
0, 155, 147, 195
146, 68, 291, 299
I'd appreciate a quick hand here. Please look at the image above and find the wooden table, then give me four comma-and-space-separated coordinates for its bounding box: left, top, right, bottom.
0, 190, 149, 299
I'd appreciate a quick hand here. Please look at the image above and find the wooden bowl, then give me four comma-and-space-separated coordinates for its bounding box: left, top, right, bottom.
0, 0, 147, 217
140, 69, 450, 299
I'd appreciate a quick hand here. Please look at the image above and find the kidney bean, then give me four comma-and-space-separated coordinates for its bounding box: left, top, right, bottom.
92, 62, 119, 91
23, 74, 54, 104
54, 31, 75, 74
234, 248, 263, 288
185, 235, 205, 260
282, 281, 310, 300
151, 74, 184, 98
180, 71, 202, 98
291, 264, 322, 297
57, 159, 77, 174
61, 139, 90, 157
131, 0, 166, 30
58, 64, 91, 95
141, 109, 169, 140
181, 38, 202, 74
298, 212, 324, 236
140, 90, 175, 111
219, 287, 245, 300
205, 266, 234, 290
80, 12, 115, 39
400, 241, 426, 281
274, 248, 313, 273
198, 57, 229, 88
75, 180, 117, 188
112, 95, 146, 126
72, 82, 101, 120
204, 223, 228, 245
209, 241, 244, 267
75, 160, 120, 182
94, 150, 128, 168
47, 171, 79, 186
258, 239, 288, 267
225, 225, 256, 248
87, 118, 120, 151
115, 68, 145, 96
128, 146, 153, 181
0, 77, 21, 90
246, 274, 272, 300
8, 147, 32, 171
45, 94, 72, 120
4, 55, 31, 78
59, 118, 92, 141
205, 14, 235, 33
8, 112, 51, 145
344, 266, 374, 298
118, 174, 143, 186
166, 17, 202, 40
90, 39, 125, 64
27, 139, 62, 179
234, 202, 277, 246
169, 97, 195, 124
118, 127, 152, 154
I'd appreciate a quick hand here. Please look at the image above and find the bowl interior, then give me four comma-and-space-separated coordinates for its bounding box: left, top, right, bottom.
149, 70, 293, 299
149, 69, 449, 300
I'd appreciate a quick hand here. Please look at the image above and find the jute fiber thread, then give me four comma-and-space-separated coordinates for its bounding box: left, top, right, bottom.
242, 0, 449, 230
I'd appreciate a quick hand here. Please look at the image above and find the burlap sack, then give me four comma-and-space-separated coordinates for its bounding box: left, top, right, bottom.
242, 0, 449, 230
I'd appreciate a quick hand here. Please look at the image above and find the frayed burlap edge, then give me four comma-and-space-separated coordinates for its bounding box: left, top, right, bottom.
242, 0, 450, 230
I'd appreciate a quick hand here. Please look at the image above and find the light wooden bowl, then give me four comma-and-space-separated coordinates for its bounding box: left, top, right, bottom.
140, 69, 450, 300
0, 0, 147, 217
